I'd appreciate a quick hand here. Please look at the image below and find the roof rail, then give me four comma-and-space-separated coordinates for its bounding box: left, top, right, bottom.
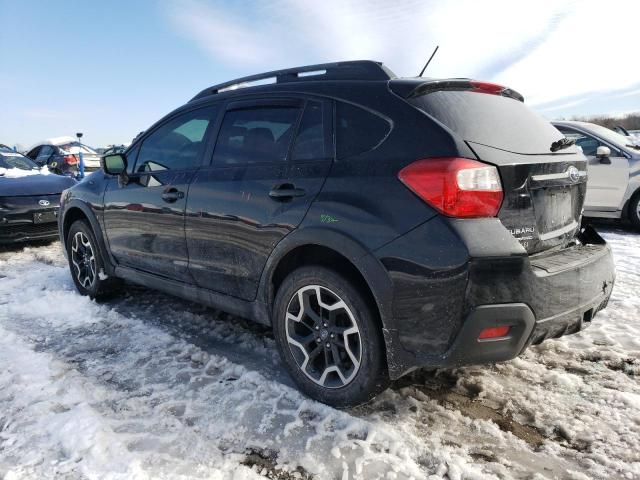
190, 60, 395, 102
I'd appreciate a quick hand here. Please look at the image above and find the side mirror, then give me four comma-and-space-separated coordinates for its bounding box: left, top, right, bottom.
596, 146, 611, 164
102, 153, 127, 175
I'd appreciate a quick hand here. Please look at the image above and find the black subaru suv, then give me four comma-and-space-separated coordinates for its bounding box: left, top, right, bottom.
58, 61, 615, 406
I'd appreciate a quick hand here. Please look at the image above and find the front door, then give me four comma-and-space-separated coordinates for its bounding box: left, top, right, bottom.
567, 129, 629, 211
186, 97, 333, 300
103, 105, 218, 281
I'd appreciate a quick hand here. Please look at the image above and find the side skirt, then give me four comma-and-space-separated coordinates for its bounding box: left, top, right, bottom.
583, 209, 621, 219
114, 266, 272, 326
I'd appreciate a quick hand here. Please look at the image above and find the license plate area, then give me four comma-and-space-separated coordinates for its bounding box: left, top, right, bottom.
33, 210, 57, 224
532, 187, 575, 233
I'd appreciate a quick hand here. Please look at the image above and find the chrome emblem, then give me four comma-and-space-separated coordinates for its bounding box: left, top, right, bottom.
567, 166, 580, 183
38, 199, 50, 206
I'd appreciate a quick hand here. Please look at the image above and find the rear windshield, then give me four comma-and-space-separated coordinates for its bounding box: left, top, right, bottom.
409, 91, 570, 155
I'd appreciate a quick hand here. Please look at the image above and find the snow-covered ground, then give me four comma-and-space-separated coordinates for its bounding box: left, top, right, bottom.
0, 226, 638, 479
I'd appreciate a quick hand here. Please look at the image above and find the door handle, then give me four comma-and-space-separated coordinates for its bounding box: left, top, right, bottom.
269, 183, 305, 200
161, 188, 185, 203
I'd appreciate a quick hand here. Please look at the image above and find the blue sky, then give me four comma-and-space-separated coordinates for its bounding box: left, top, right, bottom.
1, 0, 639, 149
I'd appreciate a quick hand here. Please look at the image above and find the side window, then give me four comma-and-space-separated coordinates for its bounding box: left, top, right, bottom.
136, 107, 216, 173
292, 101, 330, 161
36, 146, 54, 163
27, 147, 40, 159
559, 128, 621, 157
336, 102, 391, 160
212, 106, 301, 166
125, 144, 140, 173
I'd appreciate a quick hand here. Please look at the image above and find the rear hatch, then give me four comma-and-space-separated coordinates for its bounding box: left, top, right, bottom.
402, 84, 586, 254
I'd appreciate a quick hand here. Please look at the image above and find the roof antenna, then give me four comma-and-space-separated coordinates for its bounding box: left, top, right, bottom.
418, 45, 439, 77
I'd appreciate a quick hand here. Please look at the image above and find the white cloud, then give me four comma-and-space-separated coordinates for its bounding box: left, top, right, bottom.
166, 0, 640, 110
496, 0, 640, 105
168, 1, 279, 68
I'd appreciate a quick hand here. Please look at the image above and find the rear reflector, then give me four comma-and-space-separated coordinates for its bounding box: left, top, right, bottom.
478, 326, 511, 340
398, 157, 503, 218
63, 155, 78, 165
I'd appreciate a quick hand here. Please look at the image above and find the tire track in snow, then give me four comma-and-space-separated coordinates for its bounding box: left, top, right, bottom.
0, 245, 429, 479
1, 226, 639, 479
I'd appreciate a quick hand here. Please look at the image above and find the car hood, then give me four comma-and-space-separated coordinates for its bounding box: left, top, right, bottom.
0, 172, 76, 196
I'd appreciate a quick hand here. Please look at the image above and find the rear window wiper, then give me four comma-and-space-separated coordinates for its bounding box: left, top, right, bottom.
550, 137, 575, 152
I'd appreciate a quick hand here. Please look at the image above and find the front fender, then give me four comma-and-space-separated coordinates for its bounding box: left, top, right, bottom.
60, 199, 116, 275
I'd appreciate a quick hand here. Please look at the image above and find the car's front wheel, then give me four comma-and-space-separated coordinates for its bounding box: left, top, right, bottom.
66, 220, 120, 299
273, 266, 388, 407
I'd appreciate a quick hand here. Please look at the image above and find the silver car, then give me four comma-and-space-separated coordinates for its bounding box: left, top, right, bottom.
553, 120, 640, 229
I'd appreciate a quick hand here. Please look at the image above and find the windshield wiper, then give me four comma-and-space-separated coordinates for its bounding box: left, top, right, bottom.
550, 137, 575, 152
625, 143, 640, 150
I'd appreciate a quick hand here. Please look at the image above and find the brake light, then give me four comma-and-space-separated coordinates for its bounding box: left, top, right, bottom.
398, 157, 503, 218
63, 154, 78, 165
470, 81, 506, 96
478, 326, 511, 340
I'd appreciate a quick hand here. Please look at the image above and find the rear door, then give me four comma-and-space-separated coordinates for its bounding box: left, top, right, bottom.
103, 105, 218, 281
556, 127, 629, 212
186, 97, 333, 300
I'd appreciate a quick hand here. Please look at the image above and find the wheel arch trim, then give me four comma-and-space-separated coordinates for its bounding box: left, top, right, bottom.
61, 200, 117, 275
257, 227, 396, 350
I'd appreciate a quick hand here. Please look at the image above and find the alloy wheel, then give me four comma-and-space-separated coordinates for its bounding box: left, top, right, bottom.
71, 231, 96, 289
285, 285, 362, 388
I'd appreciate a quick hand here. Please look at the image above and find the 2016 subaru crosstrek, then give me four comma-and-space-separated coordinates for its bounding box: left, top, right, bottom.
58, 61, 615, 406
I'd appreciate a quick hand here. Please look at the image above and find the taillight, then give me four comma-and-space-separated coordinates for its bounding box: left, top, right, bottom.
398, 157, 503, 218
63, 155, 78, 165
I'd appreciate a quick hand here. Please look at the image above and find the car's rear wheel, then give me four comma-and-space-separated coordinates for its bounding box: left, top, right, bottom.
273, 266, 388, 407
629, 192, 640, 230
66, 220, 120, 299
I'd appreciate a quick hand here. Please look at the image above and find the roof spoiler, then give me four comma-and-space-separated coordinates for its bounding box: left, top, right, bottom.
190, 60, 396, 102
404, 79, 524, 102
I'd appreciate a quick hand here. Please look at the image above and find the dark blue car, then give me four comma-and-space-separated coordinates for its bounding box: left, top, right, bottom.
0, 144, 75, 244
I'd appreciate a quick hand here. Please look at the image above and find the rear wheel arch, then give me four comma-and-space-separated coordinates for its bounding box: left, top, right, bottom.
259, 231, 396, 363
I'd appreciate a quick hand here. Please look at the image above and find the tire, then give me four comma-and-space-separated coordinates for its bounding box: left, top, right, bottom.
629, 193, 640, 231
272, 266, 388, 407
66, 219, 121, 299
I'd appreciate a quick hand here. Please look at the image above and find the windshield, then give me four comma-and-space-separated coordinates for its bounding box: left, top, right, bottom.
408, 91, 571, 154
0, 151, 39, 170
581, 123, 637, 148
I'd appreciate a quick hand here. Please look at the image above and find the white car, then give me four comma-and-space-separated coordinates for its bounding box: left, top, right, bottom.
553, 121, 640, 229
26, 136, 101, 176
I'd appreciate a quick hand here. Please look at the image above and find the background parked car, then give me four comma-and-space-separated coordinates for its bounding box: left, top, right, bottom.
26, 136, 101, 176
101, 144, 129, 156
553, 120, 640, 228
0, 144, 75, 243
612, 125, 640, 146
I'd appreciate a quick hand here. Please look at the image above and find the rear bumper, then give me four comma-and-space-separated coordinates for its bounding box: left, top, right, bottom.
377, 220, 615, 378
